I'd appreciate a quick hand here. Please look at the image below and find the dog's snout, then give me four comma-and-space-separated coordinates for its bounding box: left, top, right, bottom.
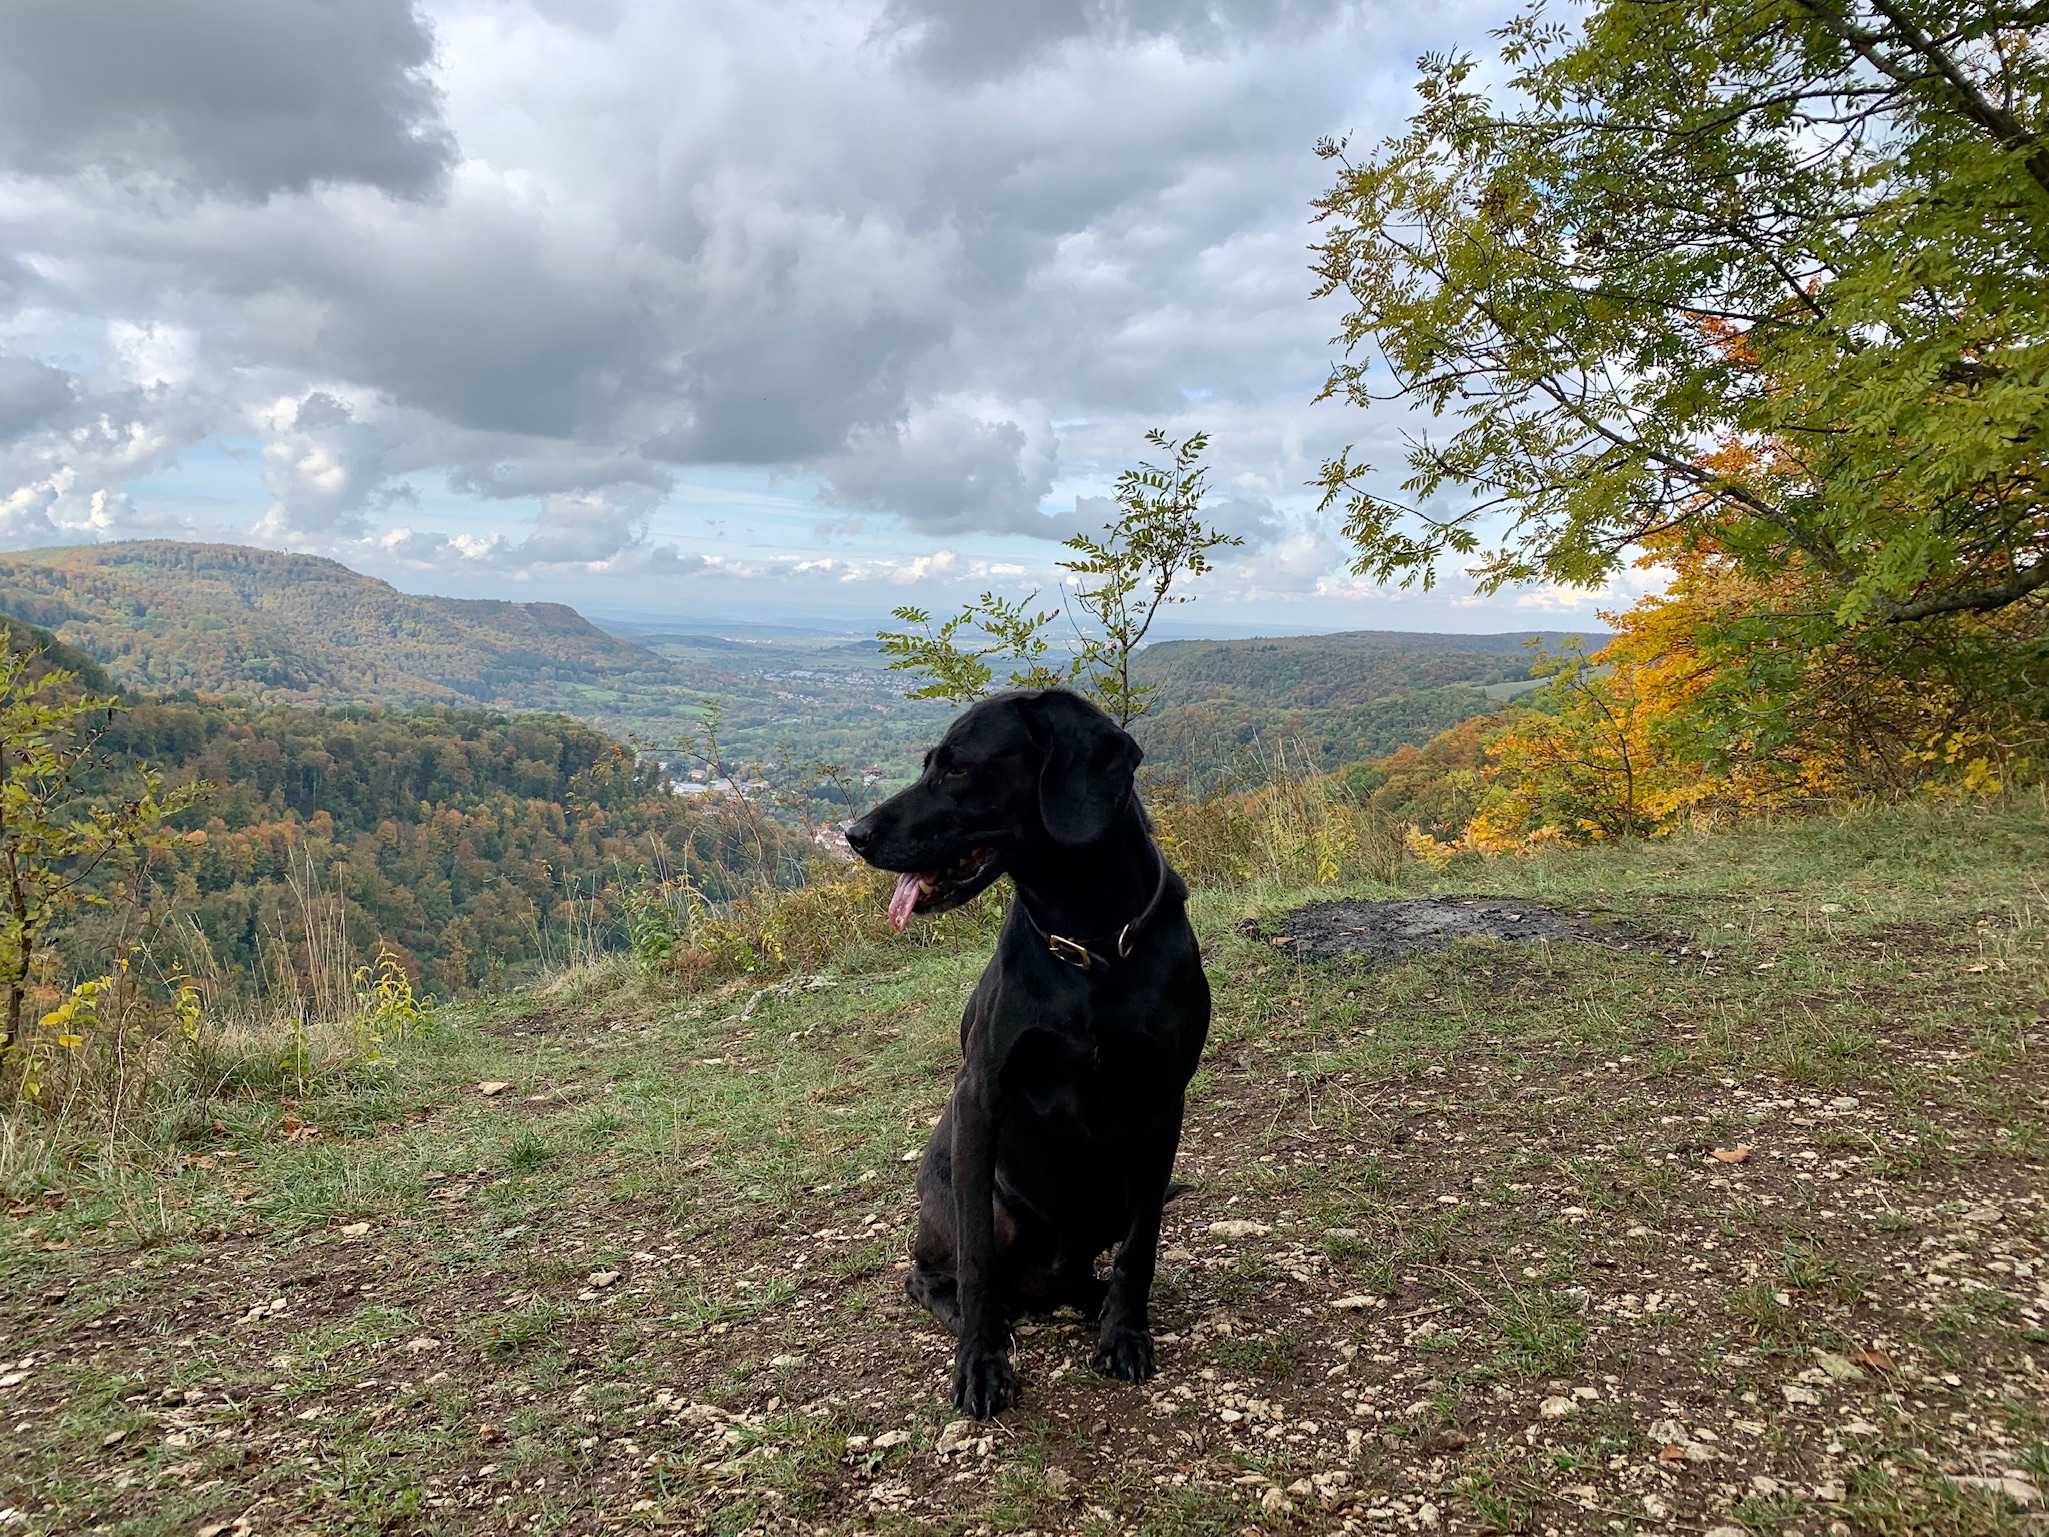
844, 815, 878, 857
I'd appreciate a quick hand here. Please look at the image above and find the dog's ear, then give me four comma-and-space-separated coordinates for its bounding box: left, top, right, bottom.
1019, 690, 1142, 847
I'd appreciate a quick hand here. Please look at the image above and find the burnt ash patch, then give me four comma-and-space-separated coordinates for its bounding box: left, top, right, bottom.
1252, 895, 1657, 964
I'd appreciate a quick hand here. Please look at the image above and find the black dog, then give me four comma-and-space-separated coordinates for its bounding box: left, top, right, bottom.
844, 688, 1210, 1418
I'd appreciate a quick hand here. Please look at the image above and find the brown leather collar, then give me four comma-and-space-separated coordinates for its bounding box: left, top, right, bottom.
1016, 838, 1170, 973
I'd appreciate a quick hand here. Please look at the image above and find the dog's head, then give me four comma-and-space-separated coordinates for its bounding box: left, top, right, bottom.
845, 688, 1142, 929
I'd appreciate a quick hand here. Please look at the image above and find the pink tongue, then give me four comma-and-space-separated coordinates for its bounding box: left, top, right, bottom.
888, 872, 924, 932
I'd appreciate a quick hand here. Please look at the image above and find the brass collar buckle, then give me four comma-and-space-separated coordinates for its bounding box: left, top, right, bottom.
1047, 933, 1093, 969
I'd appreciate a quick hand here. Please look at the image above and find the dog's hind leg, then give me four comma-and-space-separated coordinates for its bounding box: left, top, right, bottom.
906, 1262, 963, 1334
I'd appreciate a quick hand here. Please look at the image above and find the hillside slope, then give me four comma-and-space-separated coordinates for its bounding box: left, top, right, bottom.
0, 542, 661, 704
0, 540, 1578, 786
3, 800, 2042, 1534
1130, 627, 1597, 709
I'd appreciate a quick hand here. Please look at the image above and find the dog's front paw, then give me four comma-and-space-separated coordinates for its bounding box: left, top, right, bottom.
1092, 1323, 1154, 1382
952, 1347, 1019, 1418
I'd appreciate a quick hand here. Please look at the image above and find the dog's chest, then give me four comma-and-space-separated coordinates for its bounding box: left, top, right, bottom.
999, 1020, 1165, 1126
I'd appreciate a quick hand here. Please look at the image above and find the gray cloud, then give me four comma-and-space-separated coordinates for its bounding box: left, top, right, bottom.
0, 358, 75, 441
256, 393, 391, 541
876, 0, 1353, 83
0, 0, 452, 199
820, 405, 1062, 536
0, 0, 1507, 589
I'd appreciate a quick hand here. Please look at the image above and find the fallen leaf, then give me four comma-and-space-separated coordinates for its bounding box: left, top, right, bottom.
1848, 1347, 1896, 1373
1658, 1443, 1689, 1462
338, 1221, 371, 1238
102, 1429, 128, 1447
477, 1082, 510, 1097
1538, 1395, 1575, 1419
478, 1422, 502, 1443
1710, 1145, 1752, 1164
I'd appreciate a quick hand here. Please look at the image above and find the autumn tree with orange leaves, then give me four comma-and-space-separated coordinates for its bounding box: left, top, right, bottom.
1314, 0, 2047, 833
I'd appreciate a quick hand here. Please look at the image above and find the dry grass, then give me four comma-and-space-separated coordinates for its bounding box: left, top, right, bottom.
1155, 757, 1419, 892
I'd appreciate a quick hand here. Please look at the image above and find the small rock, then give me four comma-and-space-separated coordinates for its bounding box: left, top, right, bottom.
1418, 1502, 1440, 1529
1285, 1478, 1313, 1498
478, 1423, 502, 1443
1208, 1220, 1271, 1240
1538, 1395, 1575, 1419
1331, 1294, 1379, 1310
1706, 1528, 1747, 1537
1642, 1493, 1671, 1519
587, 1270, 621, 1289
477, 1081, 510, 1096
1962, 1204, 2004, 1225
935, 1420, 972, 1454
101, 1429, 128, 1448
338, 1221, 371, 1237
871, 1429, 910, 1450
1953, 1475, 2040, 1507
1045, 1467, 1076, 1496
403, 1336, 441, 1354
1782, 1384, 1822, 1406
1260, 1486, 1293, 1515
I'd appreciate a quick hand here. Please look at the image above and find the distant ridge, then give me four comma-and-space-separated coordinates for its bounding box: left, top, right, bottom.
1133, 627, 1601, 711
0, 541, 658, 704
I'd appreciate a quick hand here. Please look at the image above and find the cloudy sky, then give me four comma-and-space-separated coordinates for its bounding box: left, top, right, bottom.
0, 0, 1636, 635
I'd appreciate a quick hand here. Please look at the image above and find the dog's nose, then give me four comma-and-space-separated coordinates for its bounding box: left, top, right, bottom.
844, 816, 878, 857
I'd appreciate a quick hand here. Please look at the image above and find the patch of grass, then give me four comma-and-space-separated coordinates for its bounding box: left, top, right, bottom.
3, 797, 2046, 1534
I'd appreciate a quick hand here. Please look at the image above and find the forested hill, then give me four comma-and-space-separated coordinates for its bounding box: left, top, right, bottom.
0, 541, 664, 704
1130, 628, 1598, 708
0, 540, 1593, 788
70, 699, 804, 997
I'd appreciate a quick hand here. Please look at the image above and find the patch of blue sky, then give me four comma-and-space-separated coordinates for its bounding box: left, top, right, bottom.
123, 436, 264, 534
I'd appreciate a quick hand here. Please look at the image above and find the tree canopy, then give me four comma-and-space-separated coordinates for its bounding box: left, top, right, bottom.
1312, 0, 2048, 627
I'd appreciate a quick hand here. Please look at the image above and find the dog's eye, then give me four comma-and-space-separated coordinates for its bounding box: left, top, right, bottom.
943, 763, 969, 780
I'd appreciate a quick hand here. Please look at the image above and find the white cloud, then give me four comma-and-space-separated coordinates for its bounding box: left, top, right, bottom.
0, 0, 1553, 621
